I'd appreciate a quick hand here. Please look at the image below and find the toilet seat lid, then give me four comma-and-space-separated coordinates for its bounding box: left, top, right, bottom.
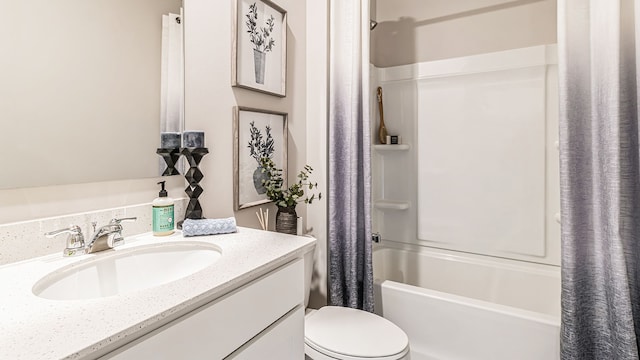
305, 306, 409, 359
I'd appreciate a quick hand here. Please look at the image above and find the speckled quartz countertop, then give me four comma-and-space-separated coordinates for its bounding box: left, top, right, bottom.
0, 227, 316, 360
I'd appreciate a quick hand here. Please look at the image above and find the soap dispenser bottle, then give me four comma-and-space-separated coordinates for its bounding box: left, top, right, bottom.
153, 181, 175, 236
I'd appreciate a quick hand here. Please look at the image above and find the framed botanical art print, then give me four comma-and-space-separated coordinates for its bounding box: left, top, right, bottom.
234, 107, 288, 210
232, 0, 287, 97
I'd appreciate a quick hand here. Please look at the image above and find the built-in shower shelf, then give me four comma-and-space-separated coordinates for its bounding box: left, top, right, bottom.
374, 200, 410, 210
373, 144, 411, 152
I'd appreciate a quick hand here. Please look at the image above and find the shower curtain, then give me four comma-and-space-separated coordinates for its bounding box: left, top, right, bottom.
328, 0, 374, 311
558, 0, 640, 358
159, 12, 184, 174
161, 12, 184, 134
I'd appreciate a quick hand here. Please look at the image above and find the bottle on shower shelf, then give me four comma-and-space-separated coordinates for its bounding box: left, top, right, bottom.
377, 86, 388, 144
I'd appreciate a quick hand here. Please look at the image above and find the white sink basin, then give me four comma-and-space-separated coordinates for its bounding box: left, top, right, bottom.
33, 241, 222, 300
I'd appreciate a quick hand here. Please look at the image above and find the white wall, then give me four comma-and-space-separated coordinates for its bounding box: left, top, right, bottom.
185, 0, 330, 308
305, 0, 329, 308
183, 0, 308, 228
371, 0, 557, 67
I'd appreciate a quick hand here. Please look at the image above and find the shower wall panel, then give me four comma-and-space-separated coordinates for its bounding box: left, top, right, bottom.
417, 67, 545, 257
372, 45, 560, 265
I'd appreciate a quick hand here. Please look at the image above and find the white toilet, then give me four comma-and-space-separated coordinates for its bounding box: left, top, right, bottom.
303, 251, 410, 360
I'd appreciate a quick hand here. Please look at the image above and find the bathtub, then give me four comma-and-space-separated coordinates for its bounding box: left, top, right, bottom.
373, 245, 560, 360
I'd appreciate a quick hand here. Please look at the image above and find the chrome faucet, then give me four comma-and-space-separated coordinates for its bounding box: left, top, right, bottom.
86, 217, 137, 253
45, 217, 137, 256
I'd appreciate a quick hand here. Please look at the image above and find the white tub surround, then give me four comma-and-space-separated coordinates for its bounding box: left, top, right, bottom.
0, 227, 315, 360
372, 44, 560, 266
373, 246, 560, 360
370, 45, 562, 360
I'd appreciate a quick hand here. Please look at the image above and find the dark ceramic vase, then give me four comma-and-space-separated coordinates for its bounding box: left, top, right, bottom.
275, 206, 297, 235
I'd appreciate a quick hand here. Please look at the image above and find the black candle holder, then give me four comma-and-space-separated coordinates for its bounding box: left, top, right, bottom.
156, 148, 181, 176
179, 147, 209, 227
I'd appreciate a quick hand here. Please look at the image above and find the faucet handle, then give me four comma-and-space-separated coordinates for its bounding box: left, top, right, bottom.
109, 217, 137, 225
109, 217, 137, 247
45, 225, 86, 257
45, 225, 82, 238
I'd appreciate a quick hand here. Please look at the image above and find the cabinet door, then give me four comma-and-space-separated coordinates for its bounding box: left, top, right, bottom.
102, 259, 304, 360
227, 306, 304, 360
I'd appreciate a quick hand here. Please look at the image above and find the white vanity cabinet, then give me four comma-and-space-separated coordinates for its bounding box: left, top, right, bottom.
101, 259, 304, 360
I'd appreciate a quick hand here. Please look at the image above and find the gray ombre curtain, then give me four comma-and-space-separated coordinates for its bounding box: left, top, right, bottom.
558, 0, 640, 358
328, 0, 374, 311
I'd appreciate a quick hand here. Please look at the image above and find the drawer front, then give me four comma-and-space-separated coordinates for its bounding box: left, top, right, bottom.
103, 259, 304, 360
227, 306, 304, 360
